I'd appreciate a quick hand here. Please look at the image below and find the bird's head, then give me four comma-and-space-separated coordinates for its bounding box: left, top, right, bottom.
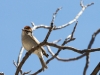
22, 26, 32, 33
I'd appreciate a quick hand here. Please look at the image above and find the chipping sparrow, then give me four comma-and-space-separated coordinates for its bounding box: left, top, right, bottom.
21, 26, 49, 71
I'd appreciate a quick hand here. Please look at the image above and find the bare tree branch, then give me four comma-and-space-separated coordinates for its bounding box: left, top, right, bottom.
31, 7, 62, 31
91, 62, 100, 75
51, 7, 62, 23
46, 42, 82, 54
51, 1, 94, 30
31, 24, 100, 75
42, 7, 62, 42
31, 1, 94, 30
71, 21, 78, 38
14, 47, 25, 75
15, 8, 59, 75
81, 48, 100, 53
17, 47, 24, 66
43, 23, 53, 42
15, 1, 97, 75
13, 60, 23, 74
32, 51, 86, 75
83, 28, 100, 75
31, 21, 78, 75
47, 46, 100, 62
15, 25, 54, 75
47, 45, 85, 62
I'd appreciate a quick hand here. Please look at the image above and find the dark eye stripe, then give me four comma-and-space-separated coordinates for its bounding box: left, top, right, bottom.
25, 30, 32, 34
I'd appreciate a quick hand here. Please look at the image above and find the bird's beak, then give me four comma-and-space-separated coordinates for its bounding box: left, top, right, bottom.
22, 29, 24, 31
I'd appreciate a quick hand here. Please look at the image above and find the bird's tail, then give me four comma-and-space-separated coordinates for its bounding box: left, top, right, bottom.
39, 57, 48, 71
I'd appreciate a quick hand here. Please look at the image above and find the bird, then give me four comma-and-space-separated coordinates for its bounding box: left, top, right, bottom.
21, 26, 49, 71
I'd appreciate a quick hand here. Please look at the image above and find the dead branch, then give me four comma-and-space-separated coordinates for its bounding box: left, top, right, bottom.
31, 1, 94, 30
14, 1, 98, 75
83, 28, 100, 75
15, 9, 56, 75
31, 21, 78, 75
17, 47, 24, 66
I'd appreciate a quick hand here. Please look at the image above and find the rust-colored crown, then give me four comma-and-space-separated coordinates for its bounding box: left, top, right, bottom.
24, 26, 31, 29
24, 26, 32, 32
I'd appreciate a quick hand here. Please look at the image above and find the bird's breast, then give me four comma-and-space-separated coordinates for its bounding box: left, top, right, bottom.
22, 33, 41, 54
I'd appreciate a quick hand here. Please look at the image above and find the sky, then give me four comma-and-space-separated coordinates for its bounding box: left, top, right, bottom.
0, 0, 100, 75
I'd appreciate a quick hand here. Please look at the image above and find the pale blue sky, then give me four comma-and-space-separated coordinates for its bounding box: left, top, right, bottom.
0, 0, 100, 75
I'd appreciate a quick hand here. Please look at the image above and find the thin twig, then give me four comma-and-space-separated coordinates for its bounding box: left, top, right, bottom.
51, 7, 62, 24
43, 23, 53, 42
13, 60, 23, 74
23, 70, 31, 75
71, 21, 78, 38
17, 47, 24, 66
52, 39, 61, 44
43, 7, 62, 42
65, 21, 78, 43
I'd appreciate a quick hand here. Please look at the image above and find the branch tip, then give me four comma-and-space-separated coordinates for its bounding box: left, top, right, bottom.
31, 22, 35, 27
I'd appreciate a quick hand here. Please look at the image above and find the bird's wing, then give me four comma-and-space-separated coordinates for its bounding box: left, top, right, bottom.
28, 34, 49, 57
